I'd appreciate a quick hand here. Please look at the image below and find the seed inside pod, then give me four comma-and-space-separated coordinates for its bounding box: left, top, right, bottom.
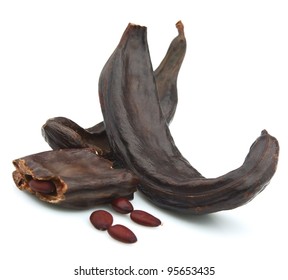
111, 197, 134, 214
28, 179, 56, 194
90, 210, 113, 231
12, 149, 138, 209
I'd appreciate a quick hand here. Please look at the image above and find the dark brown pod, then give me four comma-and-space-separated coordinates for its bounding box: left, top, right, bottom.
41, 117, 111, 157
130, 210, 161, 227
98, 23, 280, 214
111, 197, 134, 214
90, 210, 113, 230
154, 20, 186, 124
107, 224, 137, 244
41, 21, 186, 155
12, 148, 138, 209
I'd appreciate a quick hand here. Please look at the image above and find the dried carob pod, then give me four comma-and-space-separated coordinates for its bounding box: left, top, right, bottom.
98, 23, 280, 214
12, 148, 138, 209
154, 20, 186, 124
41, 117, 111, 157
41, 21, 186, 156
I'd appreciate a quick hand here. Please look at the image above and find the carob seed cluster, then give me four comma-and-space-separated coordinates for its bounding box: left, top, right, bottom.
12, 21, 279, 242
90, 198, 161, 243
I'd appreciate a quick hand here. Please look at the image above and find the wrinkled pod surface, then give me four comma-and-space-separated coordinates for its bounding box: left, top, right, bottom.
98, 23, 279, 214
42, 21, 186, 158
12, 148, 138, 209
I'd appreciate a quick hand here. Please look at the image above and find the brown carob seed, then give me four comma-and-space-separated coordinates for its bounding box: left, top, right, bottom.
28, 179, 56, 194
107, 224, 137, 244
130, 210, 161, 227
111, 197, 134, 214
90, 210, 113, 231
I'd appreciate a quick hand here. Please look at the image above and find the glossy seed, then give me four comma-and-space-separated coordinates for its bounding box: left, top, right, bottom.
90, 210, 113, 231
130, 210, 161, 227
28, 179, 56, 194
107, 224, 137, 243
111, 197, 134, 214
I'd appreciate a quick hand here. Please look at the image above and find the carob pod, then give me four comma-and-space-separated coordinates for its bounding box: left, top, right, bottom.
12, 148, 138, 209
41, 21, 186, 156
153, 20, 186, 124
98, 23, 280, 214
87, 21, 186, 131
41, 117, 111, 158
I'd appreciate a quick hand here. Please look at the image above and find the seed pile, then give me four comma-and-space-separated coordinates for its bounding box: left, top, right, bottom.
90, 198, 161, 243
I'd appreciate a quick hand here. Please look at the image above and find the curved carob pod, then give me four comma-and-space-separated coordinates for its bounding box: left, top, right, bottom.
98, 23, 279, 214
41, 21, 186, 156
42, 117, 111, 157
154, 20, 186, 124
12, 148, 138, 209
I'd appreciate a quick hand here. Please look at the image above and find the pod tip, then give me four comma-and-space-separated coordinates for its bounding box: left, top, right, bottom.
128, 22, 146, 29
261, 129, 268, 136
176, 20, 184, 35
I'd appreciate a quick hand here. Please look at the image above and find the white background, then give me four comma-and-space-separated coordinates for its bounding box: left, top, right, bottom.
1, 0, 287, 279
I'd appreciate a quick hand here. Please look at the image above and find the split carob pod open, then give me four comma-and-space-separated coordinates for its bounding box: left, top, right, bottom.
41, 21, 186, 158
12, 148, 138, 209
98, 23, 280, 214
